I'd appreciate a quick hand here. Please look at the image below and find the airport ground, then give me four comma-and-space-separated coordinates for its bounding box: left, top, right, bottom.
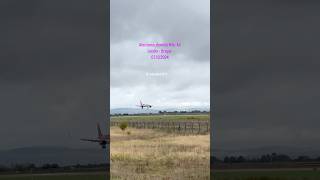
4, 113, 318, 180
111, 114, 210, 134
110, 114, 320, 180
110, 113, 210, 122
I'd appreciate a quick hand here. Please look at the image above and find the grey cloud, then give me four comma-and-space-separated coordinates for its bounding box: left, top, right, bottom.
111, 0, 210, 62
213, 0, 320, 151
0, 0, 107, 150
110, 0, 210, 109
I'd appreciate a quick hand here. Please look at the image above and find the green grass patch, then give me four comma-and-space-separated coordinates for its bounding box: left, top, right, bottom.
213, 170, 320, 180
111, 114, 209, 122
0, 174, 107, 180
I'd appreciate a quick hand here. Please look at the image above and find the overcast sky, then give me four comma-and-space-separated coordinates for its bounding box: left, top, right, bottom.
0, 0, 106, 150
213, 0, 320, 151
3, 0, 320, 158
110, 0, 210, 109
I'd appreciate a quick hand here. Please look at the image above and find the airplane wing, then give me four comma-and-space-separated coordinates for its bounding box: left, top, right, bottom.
80, 138, 100, 142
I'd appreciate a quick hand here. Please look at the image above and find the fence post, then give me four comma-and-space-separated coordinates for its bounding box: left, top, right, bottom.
191, 122, 194, 133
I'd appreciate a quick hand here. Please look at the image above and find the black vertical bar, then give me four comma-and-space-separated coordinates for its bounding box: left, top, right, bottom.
105, 0, 110, 178
210, 0, 214, 177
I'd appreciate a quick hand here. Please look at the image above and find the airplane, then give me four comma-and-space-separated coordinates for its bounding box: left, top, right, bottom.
80, 123, 109, 149
137, 100, 152, 109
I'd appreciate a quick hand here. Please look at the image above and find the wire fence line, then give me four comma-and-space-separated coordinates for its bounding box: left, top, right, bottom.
110, 121, 210, 134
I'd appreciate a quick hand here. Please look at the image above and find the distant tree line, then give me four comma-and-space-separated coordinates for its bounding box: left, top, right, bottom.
212, 153, 320, 163
158, 110, 209, 114
111, 110, 209, 116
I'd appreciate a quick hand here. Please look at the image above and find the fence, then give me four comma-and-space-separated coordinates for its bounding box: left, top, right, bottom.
110, 121, 210, 134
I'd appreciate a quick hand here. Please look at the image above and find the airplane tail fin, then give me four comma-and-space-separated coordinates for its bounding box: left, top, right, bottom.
140, 100, 143, 106
97, 123, 102, 137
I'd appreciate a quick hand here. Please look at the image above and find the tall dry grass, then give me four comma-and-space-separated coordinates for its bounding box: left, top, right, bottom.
110, 127, 210, 180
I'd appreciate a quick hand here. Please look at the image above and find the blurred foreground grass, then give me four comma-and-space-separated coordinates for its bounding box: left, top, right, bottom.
110, 127, 210, 180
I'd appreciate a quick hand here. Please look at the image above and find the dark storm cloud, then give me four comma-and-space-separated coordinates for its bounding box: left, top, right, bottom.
213, 0, 320, 151
0, 0, 106, 149
1, 0, 104, 83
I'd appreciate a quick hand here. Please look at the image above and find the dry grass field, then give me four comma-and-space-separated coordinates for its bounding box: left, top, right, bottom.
110, 127, 210, 180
